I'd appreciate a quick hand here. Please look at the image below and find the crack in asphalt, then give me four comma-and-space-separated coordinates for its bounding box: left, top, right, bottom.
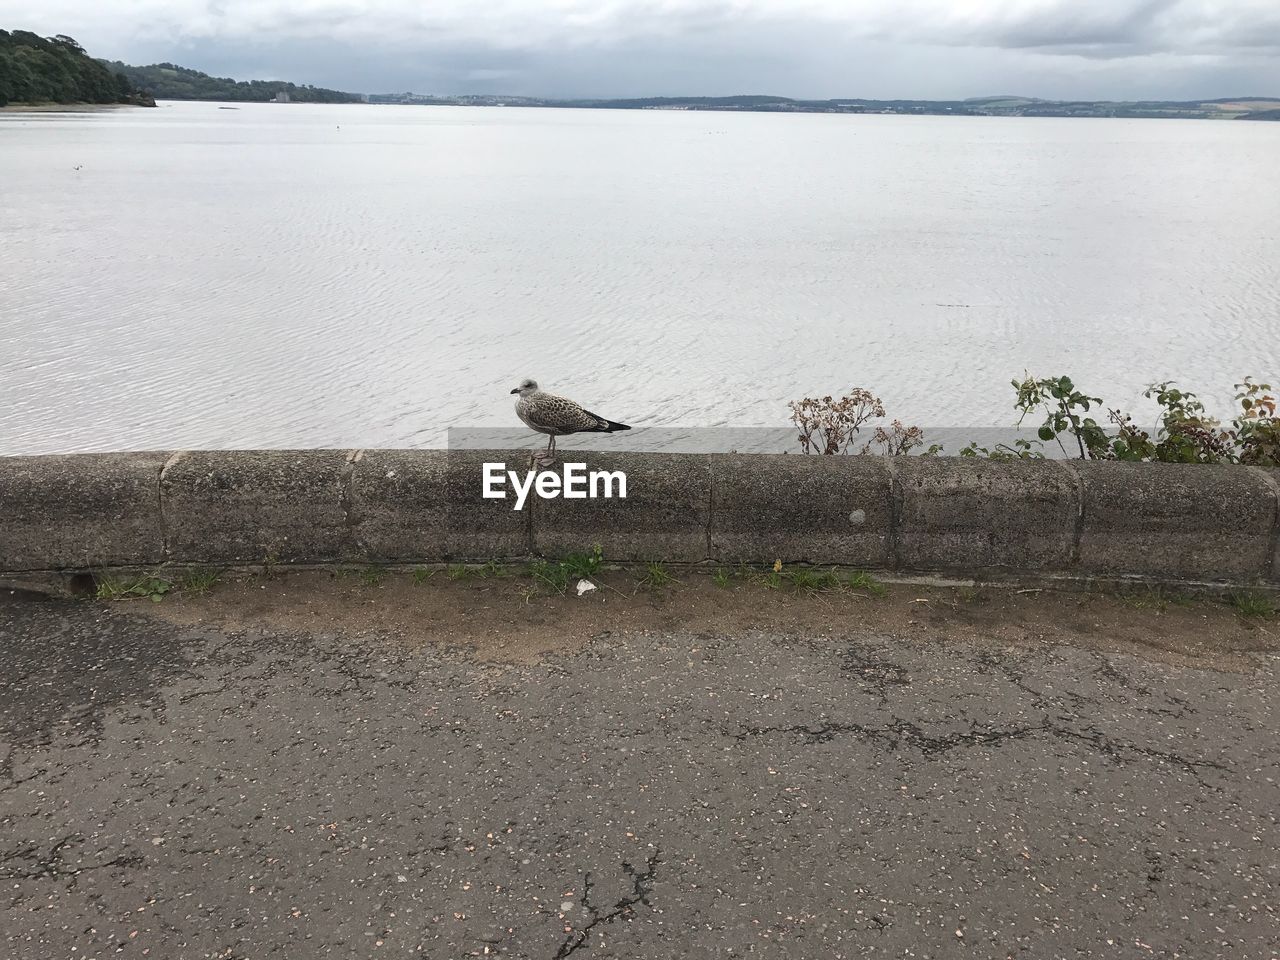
733, 717, 1044, 753
2, 598, 1273, 959
730, 716, 1228, 785
1, 834, 144, 888
553, 851, 661, 959
837, 645, 912, 701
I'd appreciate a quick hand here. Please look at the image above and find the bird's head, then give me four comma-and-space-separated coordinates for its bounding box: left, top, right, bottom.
510, 378, 539, 396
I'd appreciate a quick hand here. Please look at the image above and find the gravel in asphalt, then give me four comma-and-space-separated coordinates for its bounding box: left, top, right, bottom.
1, 592, 1278, 959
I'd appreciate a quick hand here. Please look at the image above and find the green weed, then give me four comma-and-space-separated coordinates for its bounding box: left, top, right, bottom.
712, 568, 732, 589
177, 569, 220, 596
760, 571, 784, 590
446, 561, 507, 581
528, 559, 572, 595
561, 545, 604, 580
846, 570, 888, 597
733, 563, 782, 589
1117, 587, 1197, 612
412, 567, 435, 584
95, 573, 173, 603
1227, 590, 1275, 619
522, 548, 606, 596
360, 565, 388, 587
1118, 588, 1166, 610
478, 560, 506, 579
638, 562, 678, 590
786, 568, 842, 592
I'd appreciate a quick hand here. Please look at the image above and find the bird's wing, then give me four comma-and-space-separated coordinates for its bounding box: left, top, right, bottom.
522, 394, 607, 432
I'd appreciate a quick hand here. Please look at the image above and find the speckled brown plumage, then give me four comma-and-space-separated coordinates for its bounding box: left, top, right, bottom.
516, 389, 629, 436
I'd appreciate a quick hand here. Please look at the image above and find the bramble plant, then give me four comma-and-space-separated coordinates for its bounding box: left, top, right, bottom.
957, 374, 1279, 466
1233, 378, 1280, 465
1012, 374, 1105, 460
959, 438, 1045, 461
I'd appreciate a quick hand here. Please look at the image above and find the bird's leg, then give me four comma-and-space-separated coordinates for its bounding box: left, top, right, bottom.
535, 434, 556, 468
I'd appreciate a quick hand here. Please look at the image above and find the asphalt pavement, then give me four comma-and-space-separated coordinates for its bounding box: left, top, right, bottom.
1, 595, 1277, 959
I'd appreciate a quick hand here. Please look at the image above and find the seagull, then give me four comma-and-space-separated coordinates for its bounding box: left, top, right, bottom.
511, 378, 631, 465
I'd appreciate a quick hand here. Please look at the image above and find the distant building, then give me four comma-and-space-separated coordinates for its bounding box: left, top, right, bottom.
273, 91, 290, 104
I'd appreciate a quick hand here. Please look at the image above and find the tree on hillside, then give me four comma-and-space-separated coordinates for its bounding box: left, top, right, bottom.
0, 29, 148, 106
101, 59, 362, 103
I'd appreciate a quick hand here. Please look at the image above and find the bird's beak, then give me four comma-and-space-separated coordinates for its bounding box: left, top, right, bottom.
510, 388, 519, 394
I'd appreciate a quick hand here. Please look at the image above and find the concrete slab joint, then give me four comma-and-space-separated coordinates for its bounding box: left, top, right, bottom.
1256, 467, 1280, 584
0, 452, 168, 571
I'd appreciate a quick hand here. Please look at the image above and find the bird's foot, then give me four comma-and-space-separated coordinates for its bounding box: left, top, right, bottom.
532, 452, 557, 469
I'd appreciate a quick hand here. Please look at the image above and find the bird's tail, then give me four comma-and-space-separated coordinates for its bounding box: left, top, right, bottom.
582, 407, 632, 433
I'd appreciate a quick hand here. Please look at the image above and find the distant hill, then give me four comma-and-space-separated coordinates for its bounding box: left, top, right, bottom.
369, 90, 1280, 120
0, 30, 152, 107
103, 61, 362, 104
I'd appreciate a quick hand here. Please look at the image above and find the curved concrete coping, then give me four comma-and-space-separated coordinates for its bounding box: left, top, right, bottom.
1, 450, 1277, 587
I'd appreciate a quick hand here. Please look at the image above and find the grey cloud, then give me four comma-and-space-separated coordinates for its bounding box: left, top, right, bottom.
938, 0, 1181, 50
2, 0, 1276, 99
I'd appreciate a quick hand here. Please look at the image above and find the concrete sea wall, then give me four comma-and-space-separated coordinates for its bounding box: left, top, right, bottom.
1, 450, 1278, 588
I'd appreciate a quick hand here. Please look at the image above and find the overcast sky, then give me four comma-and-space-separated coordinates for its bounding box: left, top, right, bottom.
3, 0, 1277, 100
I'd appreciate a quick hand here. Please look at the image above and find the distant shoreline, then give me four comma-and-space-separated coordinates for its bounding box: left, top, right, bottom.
359, 94, 1280, 121
7, 96, 1278, 123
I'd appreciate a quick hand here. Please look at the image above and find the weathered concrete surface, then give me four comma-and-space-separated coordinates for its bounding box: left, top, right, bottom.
160, 450, 354, 564
1266, 468, 1280, 584
0, 453, 166, 570
533, 453, 711, 562
7, 452, 1280, 590
352, 450, 529, 561
709, 454, 892, 565
2, 597, 1277, 960
895, 459, 1075, 572
1071, 462, 1277, 582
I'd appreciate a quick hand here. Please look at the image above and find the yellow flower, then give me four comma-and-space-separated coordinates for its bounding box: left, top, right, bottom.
773, 559, 782, 573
